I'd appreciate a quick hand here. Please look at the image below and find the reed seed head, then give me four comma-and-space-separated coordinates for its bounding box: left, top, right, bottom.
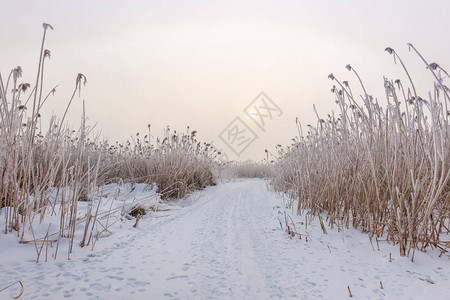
42, 23, 54, 31
44, 49, 51, 59
385, 47, 394, 54
18, 83, 31, 92
428, 62, 439, 70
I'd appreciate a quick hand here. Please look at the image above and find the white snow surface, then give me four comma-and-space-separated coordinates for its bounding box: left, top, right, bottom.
0, 179, 449, 300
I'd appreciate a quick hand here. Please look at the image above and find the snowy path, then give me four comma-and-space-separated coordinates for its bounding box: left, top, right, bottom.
1, 179, 449, 299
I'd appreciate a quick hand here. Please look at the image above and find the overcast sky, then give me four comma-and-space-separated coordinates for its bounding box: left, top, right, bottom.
1, 0, 449, 160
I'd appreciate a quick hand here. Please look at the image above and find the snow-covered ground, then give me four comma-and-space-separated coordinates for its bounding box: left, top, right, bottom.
1, 179, 449, 299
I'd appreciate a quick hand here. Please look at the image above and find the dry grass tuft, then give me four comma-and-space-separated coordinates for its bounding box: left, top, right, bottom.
129, 205, 146, 217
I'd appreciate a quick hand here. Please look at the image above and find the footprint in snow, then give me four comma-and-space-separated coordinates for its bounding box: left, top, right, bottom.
127, 278, 150, 286
106, 275, 124, 281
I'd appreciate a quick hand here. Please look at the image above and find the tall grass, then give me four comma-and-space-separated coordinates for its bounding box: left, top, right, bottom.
272, 45, 450, 259
0, 24, 216, 259
219, 161, 274, 179
99, 128, 216, 198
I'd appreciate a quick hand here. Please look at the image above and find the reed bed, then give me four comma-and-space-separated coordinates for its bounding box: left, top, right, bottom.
99, 128, 216, 198
0, 24, 216, 259
272, 45, 450, 259
220, 161, 274, 179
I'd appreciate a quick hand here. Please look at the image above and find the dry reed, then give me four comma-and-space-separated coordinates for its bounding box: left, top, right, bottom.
272, 45, 450, 259
0, 23, 216, 261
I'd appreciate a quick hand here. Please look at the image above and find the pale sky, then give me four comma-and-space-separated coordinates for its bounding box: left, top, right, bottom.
1, 0, 449, 161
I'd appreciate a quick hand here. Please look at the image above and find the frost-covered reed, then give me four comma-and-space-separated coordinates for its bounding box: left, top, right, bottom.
272, 45, 450, 259
98, 127, 216, 199
221, 160, 274, 179
0, 24, 216, 259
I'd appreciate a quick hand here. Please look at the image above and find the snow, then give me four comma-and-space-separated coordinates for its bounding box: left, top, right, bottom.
0, 179, 449, 299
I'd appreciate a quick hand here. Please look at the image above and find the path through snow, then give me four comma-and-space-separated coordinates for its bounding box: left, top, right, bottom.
1, 179, 449, 299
